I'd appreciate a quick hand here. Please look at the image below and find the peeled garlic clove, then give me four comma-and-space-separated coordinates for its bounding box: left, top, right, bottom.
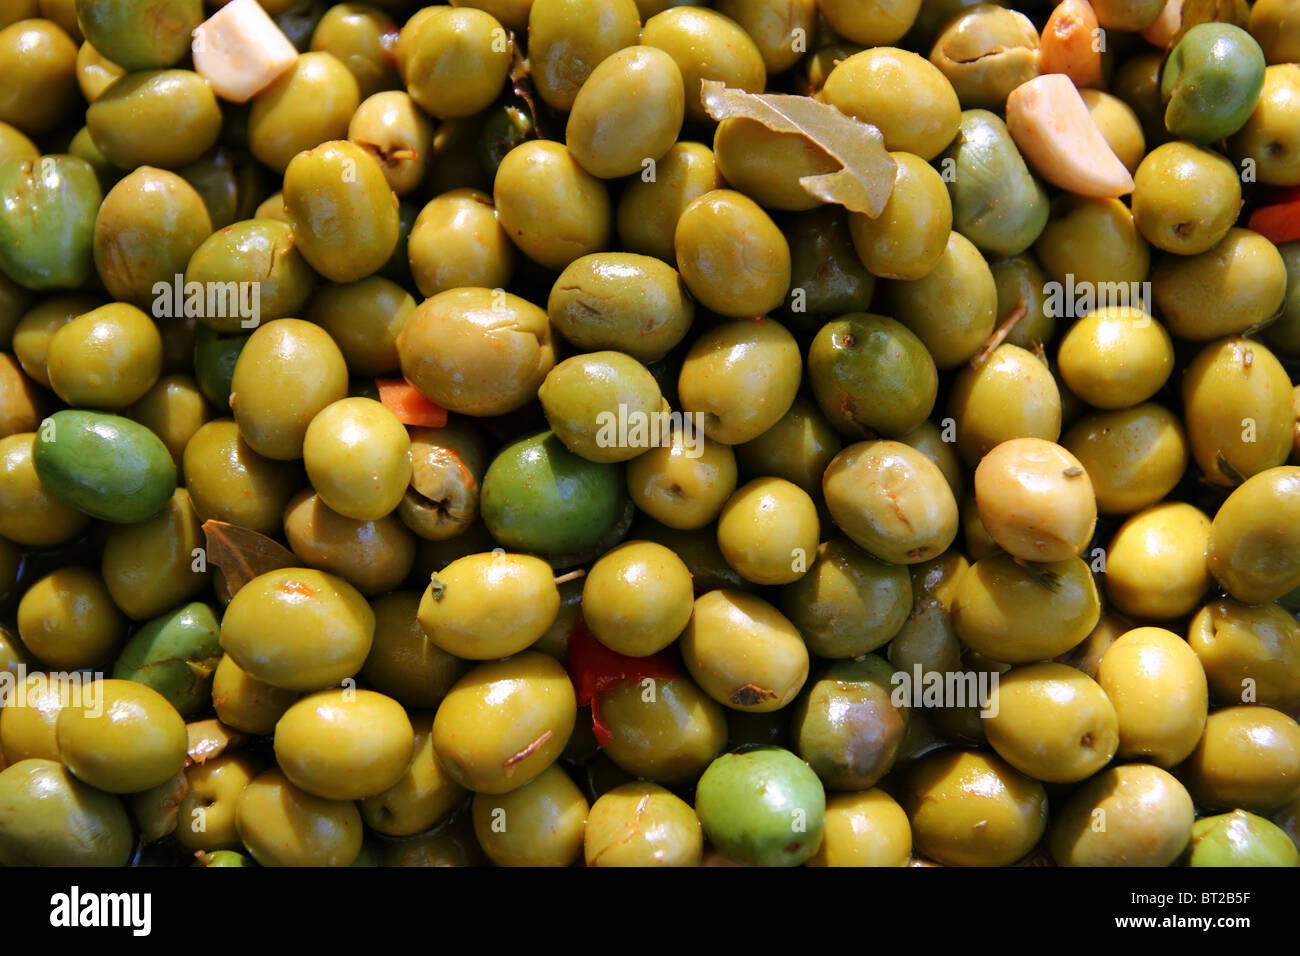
192, 0, 298, 104
1006, 73, 1135, 198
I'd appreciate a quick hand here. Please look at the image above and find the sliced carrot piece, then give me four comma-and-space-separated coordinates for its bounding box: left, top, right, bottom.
1248, 197, 1300, 245
376, 378, 448, 428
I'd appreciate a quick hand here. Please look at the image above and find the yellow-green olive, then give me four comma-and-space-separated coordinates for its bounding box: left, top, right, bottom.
1189, 600, 1300, 712
359, 712, 467, 836
848, 152, 952, 280
17, 567, 125, 670
639, 6, 766, 125
807, 788, 911, 867
583, 541, 694, 657
235, 768, 363, 867
101, 487, 207, 620
419, 552, 560, 660
471, 764, 588, 866
948, 344, 1062, 467
302, 397, 411, 521
210, 654, 300, 736
1207, 467, 1300, 604
584, 780, 703, 867
674, 190, 792, 318
822, 47, 959, 159
174, 754, 261, 853
282, 489, 416, 595
1104, 502, 1212, 620
1050, 764, 1194, 866
716, 478, 819, 586
1181, 706, 1300, 813
56, 678, 188, 794
626, 428, 738, 530
1062, 403, 1188, 514
1057, 306, 1174, 410
362, 592, 470, 710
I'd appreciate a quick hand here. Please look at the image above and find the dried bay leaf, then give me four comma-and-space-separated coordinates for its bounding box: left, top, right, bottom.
201, 520, 296, 600
701, 80, 897, 217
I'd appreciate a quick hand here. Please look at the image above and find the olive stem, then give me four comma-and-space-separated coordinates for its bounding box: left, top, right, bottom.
552, 569, 587, 586
970, 299, 1029, 370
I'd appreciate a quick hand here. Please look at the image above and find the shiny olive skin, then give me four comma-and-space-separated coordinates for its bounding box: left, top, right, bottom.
640, 7, 766, 125
585, 781, 703, 867
930, 7, 1040, 111
547, 253, 693, 364
974, 438, 1096, 562
407, 189, 513, 300
780, 206, 876, 324
306, 277, 411, 376
87, 70, 222, 169
0, 759, 132, 866
583, 541, 693, 657
529, 0, 642, 112
823, 47, 959, 160
480, 430, 627, 558
347, 89, 433, 196
626, 428, 738, 530
948, 344, 1061, 467
901, 749, 1047, 866
1058, 306, 1174, 410
714, 0, 815, 74
779, 539, 912, 659
1095, 626, 1207, 766
398, 287, 553, 418
1033, 196, 1150, 290
419, 552, 560, 660
983, 662, 1119, 783
940, 110, 1048, 257
0, 672, 67, 763
952, 552, 1101, 663
283, 139, 399, 283
112, 601, 221, 716
678, 317, 801, 445
74, 0, 200, 71
567, 46, 684, 181
46, 303, 163, 409
1082, 89, 1146, 175
283, 489, 415, 595
0, 432, 90, 546
127, 374, 212, 465
236, 768, 363, 867
100, 487, 206, 620
735, 397, 842, 494
363, 591, 469, 710
713, 117, 837, 213
1050, 764, 1194, 866
0, 352, 43, 439
809, 313, 938, 437
309, 3, 399, 100
405, 6, 509, 119
302, 397, 410, 521
0, 19, 80, 136
1155, 229, 1287, 342
92, 166, 212, 309
1250, 0, 1300, 64
219, 567, 375, 692
248, 52, 361, 174
431, 651, 576, 795
1132, 142, 1241, 255
1189, 810, 1300, 867
1182, 338, 1293, 486
598, 674, 728, 785
1104, 502, 1213, 620
0, 155, 101, 291
539, 351, 663, 463
185, 219, 317, 333
1182, 706, 1300, 813
1208, 467, 1300, 605
471, 764, 588, 867
808, 788, 911, 868
822, 440, 959, 565
849, 152, 952, 280
55, 678, 188, 794
680, 589, 809, 713
1062, 403, 1188, 514
182, 419, 301, 536
695, 746, 826, 867
211, 654, 299, 736
494, 140, 611, 272
792, 655, 908, 791
1189, 600, 1300, 712
173, 754, 261, 853
890, 232, 997, 369
17, 566, 125, 669
229, 318, 349, 460
359, 711, 466, 836
617, 141, 724, 264
275, 688, 414, 800
716, 478, 819, 587
674, 190, 791, 318
1163, 23, 1265, 144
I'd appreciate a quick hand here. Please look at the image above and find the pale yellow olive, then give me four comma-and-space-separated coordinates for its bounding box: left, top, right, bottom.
1057, 306, 1174, 410
418, 552, 560, 660
471, 764, 589, 867
1062, 403, 1188, 514
1104, 502, 1212, 620
982, 662, 1119, 783
1050, 764, 1194, 866
974, 438, 1097, 563
680, 589, 809, 713
626, 428, 737, 530
582, 541, 694, 657
302, 397, 412, 521
716, 477, 819, 586
359, 712, 467, 837
274, 688, 415, 801
1092, 626, 1206, 768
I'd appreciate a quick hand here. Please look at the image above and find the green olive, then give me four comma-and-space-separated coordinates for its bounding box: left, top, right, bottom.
1033, 196, 1150, 289
182, 419, 303, 536
539, 351, 664, 463
823, 47, 959, 159
210, 654, 299, 736
1132, 141, 1241, 255
249, 52, 361, 174
734, 396, 842, 495
302, 397, 410, 521
617, 141, 723, 264
713, 117, 837, 212
87, 70, 222, 169
101, 487, 207, 620
127, 374, 212, 466
407, 189, 513, 300
1153, 228, 1288, 341
948, 344, 1061, 468
173, 754, 261, 853
889, 232, 997, 369
405, 6, 510, 119
0, 672, 67, 763
528, 0, 642, 112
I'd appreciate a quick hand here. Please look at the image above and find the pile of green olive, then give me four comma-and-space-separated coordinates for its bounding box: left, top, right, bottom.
0, 0, 1299, 868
